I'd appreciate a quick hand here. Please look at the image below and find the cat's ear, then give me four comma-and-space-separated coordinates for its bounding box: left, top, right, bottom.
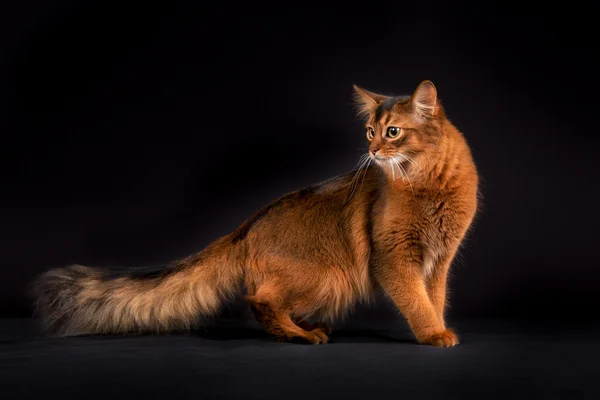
353, 85, 388, 118
410, 80, 439, 119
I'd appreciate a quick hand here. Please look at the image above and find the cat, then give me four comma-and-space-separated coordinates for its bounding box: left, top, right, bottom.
30, 80, 479, 347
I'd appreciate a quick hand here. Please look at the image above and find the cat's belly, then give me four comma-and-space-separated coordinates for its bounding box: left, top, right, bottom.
244, 220, 374, 321
306, 259, 374, 323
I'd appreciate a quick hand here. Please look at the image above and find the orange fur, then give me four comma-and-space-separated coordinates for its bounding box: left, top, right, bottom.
31, 80, 478, 347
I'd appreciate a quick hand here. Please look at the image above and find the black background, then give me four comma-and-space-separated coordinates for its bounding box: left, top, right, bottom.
1, 2, 598, 324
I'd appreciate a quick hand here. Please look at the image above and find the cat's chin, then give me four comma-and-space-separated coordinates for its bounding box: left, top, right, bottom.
372, 159, 391, 169
372, 156, 413, 179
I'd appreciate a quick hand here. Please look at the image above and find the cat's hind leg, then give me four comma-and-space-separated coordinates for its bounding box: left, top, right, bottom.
246, 287, 329, 344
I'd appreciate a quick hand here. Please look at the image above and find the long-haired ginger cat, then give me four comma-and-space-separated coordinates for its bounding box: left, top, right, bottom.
31, 80, 479, 347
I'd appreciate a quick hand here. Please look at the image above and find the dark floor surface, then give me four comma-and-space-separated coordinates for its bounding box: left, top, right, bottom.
1, 317, 598, 399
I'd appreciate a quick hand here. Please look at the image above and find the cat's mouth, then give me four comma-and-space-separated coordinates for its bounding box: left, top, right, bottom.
372, 154, 411, 165
373, 154, 391, 161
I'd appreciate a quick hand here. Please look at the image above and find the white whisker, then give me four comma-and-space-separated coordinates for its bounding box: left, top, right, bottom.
358, 158, 372, 195
348, 154, 370, 200
398, 153, 418, 168
395, 157, 415, 197
391, 158, 405, 183
350, 159, 366, 193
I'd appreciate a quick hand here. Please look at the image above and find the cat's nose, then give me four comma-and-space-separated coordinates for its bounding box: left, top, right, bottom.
370, 147, 380, 155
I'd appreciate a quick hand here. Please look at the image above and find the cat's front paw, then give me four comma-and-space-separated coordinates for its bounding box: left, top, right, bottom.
421, 329, 459, 347
289, 328, 330, 345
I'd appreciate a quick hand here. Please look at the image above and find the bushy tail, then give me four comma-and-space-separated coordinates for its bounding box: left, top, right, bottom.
30, 236, 244, 336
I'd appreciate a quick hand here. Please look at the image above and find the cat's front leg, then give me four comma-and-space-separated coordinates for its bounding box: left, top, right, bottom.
425, 251, 458, 328
375, 257, 459, 347
426, 264, 449, 328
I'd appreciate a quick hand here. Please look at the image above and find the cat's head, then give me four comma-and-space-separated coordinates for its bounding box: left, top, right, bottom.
353, 80, 445, 176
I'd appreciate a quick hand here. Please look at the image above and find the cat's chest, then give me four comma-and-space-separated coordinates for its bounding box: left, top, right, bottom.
373, 189, 463, 247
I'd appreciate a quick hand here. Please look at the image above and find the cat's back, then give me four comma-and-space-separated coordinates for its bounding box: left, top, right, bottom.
229, 169, 376, 247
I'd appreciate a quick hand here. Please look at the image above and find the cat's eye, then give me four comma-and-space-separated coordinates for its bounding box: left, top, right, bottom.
366, 127, 375, 141
386, 127, 401, 139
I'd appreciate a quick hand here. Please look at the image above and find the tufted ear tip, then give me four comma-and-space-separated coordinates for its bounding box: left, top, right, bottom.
411, 80, 438, 118
419, 80, 436, 90
352, 84, 388, 118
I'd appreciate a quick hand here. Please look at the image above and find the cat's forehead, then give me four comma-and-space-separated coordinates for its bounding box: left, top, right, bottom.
371, 95, 412, 125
